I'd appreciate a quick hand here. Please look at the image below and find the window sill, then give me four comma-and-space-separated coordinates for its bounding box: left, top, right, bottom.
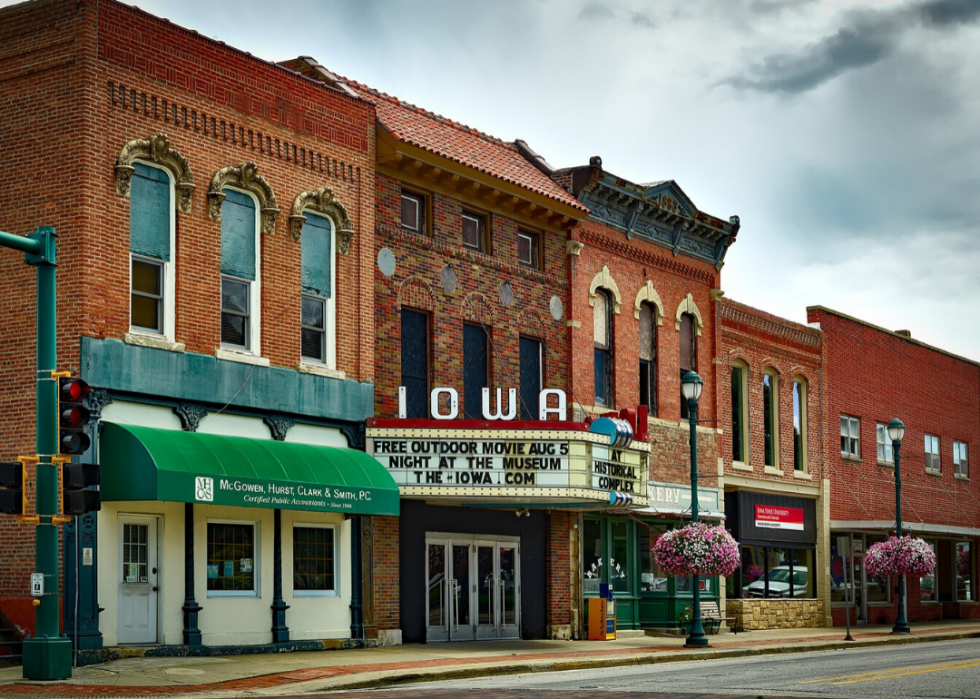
292, 590, 340, 598
207, 591, 259, 598
955, 474, 970, 481
764, 466, 783, 476
925, 469, 943, 477
297, 362, 346, 380
841, 455, 863, 464
216, 348, 271, 367
732, 462, 754, 472
793, 471, 813, 480
124, 332, 185, 353
877, 461, 895, 468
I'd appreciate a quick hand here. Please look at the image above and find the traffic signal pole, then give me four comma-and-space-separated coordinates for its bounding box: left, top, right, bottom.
0, 227, 72, 680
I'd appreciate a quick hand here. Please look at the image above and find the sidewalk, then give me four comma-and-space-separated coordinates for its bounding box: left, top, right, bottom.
2, 621, 979, 698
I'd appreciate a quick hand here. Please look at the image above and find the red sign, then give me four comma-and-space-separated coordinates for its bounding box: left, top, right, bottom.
755, 504, 804, 531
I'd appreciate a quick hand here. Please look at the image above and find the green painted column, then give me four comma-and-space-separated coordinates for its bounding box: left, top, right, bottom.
0, 227, 73, 680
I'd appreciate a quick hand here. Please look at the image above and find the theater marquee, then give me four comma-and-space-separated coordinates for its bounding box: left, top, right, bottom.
367, 425, 649, 508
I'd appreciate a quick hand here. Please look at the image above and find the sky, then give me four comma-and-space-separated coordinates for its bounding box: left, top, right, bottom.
18, 0, 980, 359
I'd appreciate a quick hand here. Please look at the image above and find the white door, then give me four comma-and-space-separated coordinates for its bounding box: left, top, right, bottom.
117, 516, 158, 644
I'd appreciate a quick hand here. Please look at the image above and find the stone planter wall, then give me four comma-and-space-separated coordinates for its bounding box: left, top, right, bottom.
727, 598, 826, 630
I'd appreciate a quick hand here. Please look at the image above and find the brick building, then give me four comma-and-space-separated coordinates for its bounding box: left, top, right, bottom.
0, 0, 399, 654
287, 58, 664, 643
808, 307, 980, 625
716, 299, 829, 629
553, 160, 739, 630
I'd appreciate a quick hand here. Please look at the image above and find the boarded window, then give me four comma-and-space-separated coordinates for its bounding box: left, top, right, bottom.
520, 337, 542, 420
129, 162, 171, 261
301, 212, 332, 298
401, 310, 429, 419
220, 189, 256, 280
638, 303, 657, 416
463, 324, 489, 419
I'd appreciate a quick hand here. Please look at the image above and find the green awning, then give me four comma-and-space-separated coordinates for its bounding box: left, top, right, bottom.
100, 423, 399, 516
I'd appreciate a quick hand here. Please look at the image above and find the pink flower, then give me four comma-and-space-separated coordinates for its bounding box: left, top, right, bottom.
865, 536, 936, 577
652, 522, 740, 577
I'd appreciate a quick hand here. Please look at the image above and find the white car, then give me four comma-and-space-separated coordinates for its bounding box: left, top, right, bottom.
744, 566, 808, 598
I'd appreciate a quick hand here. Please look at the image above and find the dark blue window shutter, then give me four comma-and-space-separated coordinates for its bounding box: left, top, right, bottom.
129, 162, 171, 261
463, 324, 488, 419
301, 212, 332, 297
220, 189, 256, 281
520, 337, 542, 420
401, 310, 429, 418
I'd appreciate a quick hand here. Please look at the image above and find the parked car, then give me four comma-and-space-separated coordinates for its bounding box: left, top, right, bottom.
744, 566, 809, 598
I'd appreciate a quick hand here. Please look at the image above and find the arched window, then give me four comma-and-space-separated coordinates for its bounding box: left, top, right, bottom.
793, 377, 808, 473
220, 188, 261, 353
638, 302, 658, 416
763, 369, 779, 468
129, 161, 175, 339
594, 289, 614, 407
731, 361, 748, 463
679, 312, 697, 419
300, 212, 335, 367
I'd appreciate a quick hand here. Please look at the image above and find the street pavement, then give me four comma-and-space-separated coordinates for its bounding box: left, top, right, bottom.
0, 621, 977, 697
410, 637, 980, 698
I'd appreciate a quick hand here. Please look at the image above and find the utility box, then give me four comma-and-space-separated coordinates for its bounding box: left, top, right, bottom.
588, 583, 616, 640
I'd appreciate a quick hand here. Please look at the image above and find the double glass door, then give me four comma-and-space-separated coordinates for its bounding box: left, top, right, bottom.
426, 535, 520, 642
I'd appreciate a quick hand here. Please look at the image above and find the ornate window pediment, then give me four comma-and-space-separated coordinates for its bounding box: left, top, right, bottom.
208, 162, 279, 235
633, 280, 664, 323
588, 265, 622, 314
115, 134, 194, 212
674, 292, 703, 335
289, 186, 355, 254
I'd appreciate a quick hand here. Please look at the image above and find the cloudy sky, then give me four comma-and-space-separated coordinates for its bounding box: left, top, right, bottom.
29, 0, 980, 357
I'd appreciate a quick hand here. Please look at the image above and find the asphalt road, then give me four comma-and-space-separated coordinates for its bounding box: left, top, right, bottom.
346, 637, 980, 699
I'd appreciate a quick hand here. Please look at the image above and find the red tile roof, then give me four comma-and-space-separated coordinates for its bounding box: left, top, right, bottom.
336, 74, 588, 213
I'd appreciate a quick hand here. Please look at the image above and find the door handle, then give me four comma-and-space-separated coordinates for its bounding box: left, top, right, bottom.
152, 586, 158, 592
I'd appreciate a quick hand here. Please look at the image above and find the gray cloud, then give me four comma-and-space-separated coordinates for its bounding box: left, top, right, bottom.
726, 0, 980, 94
578, 1, 615, 20
578, 1, 656, 28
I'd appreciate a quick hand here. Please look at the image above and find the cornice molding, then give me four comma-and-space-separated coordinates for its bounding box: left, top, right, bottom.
578, 229, 714, 286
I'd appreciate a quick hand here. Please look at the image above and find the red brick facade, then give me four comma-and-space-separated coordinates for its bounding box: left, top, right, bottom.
0, 0, 375, 618
809, 307, 980, 623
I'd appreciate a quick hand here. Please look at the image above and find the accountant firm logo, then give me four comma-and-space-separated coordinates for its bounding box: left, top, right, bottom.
195, 476, 214, 502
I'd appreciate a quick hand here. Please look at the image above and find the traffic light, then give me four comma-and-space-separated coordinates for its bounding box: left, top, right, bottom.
62, 462, 100, 516
0, 462, 26, 515
59, 376, 91, 455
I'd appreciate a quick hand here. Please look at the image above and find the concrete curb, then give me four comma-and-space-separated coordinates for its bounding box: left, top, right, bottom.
272, 629, 980, 695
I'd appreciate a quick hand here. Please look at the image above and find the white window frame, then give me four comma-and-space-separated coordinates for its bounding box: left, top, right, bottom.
129, 160, 176, 342
400, 190, 424, 233
925, 433, 941, 473
876, 423, 894, 465
219, 186, 262, 357
731, 361, 750, 465
205, 518, 260, 598
841, 415, 860, 459
954, 440, 968, 478
793, 377, 808, 473
462, 211, 486, 252
517, 229, 540, 269
291, 523, 340, 597
298, 209, 337, 370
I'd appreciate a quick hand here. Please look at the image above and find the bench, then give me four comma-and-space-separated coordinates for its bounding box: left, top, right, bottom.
700, 601, 738, 634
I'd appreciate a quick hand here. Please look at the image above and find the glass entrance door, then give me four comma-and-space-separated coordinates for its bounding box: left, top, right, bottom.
426, 535, 520, 642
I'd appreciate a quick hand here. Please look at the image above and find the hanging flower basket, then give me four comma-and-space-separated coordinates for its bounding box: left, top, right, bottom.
865, 536, 936, 578
651, 522, 740, 577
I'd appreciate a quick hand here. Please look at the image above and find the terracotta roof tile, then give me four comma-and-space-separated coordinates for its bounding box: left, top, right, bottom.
338, 77, 587, 214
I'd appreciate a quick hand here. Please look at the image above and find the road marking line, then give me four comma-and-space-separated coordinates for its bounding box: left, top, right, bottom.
800, 659, 980, 685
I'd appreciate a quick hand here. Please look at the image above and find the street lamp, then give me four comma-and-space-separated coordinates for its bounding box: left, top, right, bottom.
681, 370, 708, 648
888, 417, 910, 634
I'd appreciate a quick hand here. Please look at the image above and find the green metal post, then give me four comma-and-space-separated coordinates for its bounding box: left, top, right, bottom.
892, 437, 910, 634
0, 227, 73, 679
686, 384, 708, 648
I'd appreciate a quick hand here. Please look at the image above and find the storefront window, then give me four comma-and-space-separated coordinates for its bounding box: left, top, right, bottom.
610, 520, 630, 593
741, 544, 814, 598
207, 522, 256, 593
956, 541, 973, 602
641, 525, 669, 592
865, 535, 889, 603
831, 535, 854, 603
919, 539, 937, 603
293, 525, 336, 593
583, 519, 603, 594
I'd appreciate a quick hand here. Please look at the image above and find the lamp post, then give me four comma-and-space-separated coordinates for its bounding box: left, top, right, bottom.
888, 417, 910, 634
681, 370, 708, 648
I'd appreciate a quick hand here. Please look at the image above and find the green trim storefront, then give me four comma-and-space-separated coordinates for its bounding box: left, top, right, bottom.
583, 484, 724, 630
